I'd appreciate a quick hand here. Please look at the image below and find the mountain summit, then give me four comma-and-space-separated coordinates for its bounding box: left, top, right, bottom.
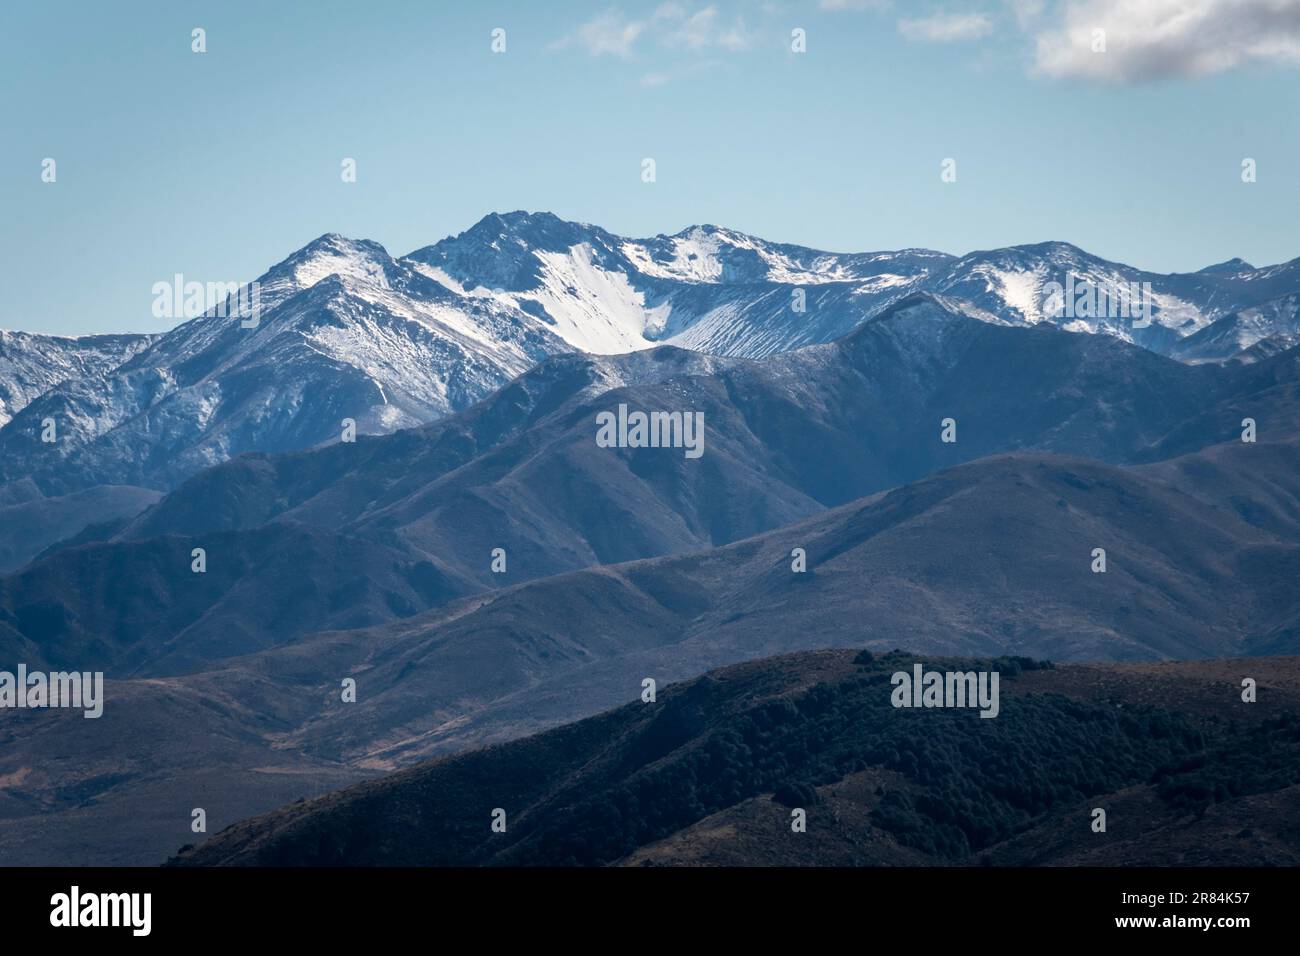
2, 212, 1299, 496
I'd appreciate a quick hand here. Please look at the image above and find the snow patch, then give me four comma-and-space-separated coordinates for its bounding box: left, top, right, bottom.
524, 244, 667, 354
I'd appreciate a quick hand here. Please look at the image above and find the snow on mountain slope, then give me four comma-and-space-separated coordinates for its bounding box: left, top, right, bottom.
0, 236, 574, 493
0, 330, 154, 428
5, 211, 1299, 497
518, 243, 673, 353
617, 224, 887, 285
1171, 293, 1300, 364
927, 242, 1222, 354
409, 213, 1300, 361
407, 212, 954, 359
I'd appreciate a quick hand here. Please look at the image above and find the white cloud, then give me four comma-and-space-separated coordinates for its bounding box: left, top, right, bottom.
637, 54, 727, 88
552, 10, 648, 58
898, 11, 995, 42
1006, 0, 1046, 28
819, 0, 891, 10
665, 5, 754, 50
653, 2, 689, 18
554, 4, 753, 58
1032, 0, 1300, 82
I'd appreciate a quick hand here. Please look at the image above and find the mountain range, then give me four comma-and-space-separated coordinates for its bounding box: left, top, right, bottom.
8, 294, 1300, 683
4, 213, 1300, 507
3, 212, 1300, 866
0, 329, 153, 429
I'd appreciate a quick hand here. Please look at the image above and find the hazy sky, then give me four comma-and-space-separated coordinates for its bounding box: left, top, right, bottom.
4, 0, 1299, 334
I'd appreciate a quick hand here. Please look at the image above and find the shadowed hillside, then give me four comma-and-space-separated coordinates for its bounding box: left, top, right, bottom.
5, 441, 1300, 865
171, 650, 1300, 867
5, 303, 1296, 685
104, 299, 1300, 588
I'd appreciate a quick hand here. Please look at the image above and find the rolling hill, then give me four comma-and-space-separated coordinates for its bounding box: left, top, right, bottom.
169, 649, 1300, 867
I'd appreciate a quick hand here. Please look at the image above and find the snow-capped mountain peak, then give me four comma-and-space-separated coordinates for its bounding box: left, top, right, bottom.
255, 233, 399, 312
406, 211, 958, 358
5, 211, 1299, 496
1197, 257, 1255, 274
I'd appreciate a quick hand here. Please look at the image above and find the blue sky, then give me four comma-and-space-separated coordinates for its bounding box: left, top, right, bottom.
3, 0, 1299, 335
